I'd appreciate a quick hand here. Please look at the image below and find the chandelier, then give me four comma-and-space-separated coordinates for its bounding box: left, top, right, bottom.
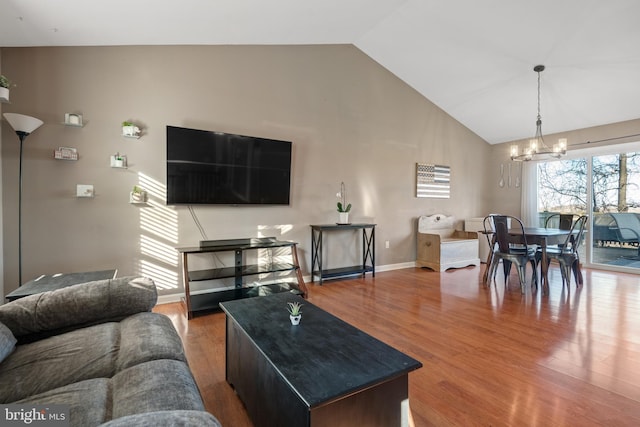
510, 65, 567, 161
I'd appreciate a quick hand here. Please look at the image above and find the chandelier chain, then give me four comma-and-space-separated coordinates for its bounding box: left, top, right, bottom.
537, 69, 542, 122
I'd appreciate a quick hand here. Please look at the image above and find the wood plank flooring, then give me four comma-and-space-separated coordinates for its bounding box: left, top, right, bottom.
154, 264, 640, 426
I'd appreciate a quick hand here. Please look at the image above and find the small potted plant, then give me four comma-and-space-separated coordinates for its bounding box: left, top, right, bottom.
113, 153, 126, 168
287, 301, 303, 325
122, 121, 141, 137
130, 185, 147, 203
336, 181, 352, 224
0, 75, 13, 103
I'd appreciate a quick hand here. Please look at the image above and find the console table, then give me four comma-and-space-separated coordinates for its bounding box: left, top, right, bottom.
220, 292, 422, 427
310, 223, 376, 284
177, 237, 307, 319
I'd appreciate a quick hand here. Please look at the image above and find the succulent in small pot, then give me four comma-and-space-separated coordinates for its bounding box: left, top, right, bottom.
130, 185, 147, 203
0, 75, 12, 89
287, 301, 303, 325
114, 153, 125, 168
0, 75, 13, 102
122, 121, 141, 137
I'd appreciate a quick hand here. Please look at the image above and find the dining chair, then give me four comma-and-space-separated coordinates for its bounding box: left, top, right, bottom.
482, 214, 496, 257
482, 214, 510, 282
485, 215, 538, 293
544, 213, 575, 230
544, 213, 575, 250
536, 215, 588, 287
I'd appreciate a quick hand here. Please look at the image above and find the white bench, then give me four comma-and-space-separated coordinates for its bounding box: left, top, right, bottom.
416, 214, 480, 272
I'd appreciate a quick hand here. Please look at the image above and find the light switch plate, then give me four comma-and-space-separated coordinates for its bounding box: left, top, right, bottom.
76, 184, 94, 198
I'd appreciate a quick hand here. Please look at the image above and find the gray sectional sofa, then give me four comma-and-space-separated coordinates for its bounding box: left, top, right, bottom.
0, 276, 221, 426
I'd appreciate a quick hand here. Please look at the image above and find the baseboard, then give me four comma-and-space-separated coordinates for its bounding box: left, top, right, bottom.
155, 261, 418, 305
376, 261, 417, 272
158, 293, 184, 305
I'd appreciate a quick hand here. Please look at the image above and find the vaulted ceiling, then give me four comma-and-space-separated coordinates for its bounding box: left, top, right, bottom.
2, 0, 639, 144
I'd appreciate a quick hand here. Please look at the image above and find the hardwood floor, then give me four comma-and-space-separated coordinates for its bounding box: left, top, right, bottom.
154, 265, 640, 426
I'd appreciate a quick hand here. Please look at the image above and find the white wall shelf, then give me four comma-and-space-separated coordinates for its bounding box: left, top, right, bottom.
63, 113, 85, 127
129, 191, 148, 204
122, 123, 142, 138
54, 147, 78, 161
110, 154, 127, 168
62, 122, 87, 128
0, 87, 10, 103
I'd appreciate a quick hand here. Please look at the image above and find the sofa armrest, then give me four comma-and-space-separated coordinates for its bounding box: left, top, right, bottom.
99, 411, 222, 427
0, 276, 157, 340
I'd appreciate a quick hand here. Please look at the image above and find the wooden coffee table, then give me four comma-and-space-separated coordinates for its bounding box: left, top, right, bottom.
220, 293, 422, 427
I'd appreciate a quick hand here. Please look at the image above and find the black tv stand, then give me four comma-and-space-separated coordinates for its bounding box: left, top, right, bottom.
178, 237, 308, 319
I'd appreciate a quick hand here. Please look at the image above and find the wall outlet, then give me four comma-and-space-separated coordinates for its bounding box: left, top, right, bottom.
385, 240, 390, 249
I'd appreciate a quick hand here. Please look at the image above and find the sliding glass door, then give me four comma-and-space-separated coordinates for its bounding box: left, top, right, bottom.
534, 143, 640, 271
591, 152, 640, 268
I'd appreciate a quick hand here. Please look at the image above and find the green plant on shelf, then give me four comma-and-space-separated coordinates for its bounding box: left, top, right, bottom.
0, 75, 13, 89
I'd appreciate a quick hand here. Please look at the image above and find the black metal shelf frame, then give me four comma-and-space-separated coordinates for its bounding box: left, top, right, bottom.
178, 237, 307, 319
310, 223, 376, 285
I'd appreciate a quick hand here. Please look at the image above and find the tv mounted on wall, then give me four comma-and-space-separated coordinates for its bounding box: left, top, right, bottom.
166, 125, 292, 205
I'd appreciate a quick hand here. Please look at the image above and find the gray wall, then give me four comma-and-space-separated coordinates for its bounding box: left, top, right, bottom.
1, 45, 491, 298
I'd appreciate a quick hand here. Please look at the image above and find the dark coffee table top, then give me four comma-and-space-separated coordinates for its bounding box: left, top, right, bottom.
220, 293, 422, 407
6, 269, 118, 301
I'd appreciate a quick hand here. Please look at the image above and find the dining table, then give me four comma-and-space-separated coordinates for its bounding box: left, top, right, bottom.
482, 227, 582, 294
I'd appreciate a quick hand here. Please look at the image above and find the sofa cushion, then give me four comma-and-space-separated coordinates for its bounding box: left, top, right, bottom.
0, 276, 157, 340
0, 321, 17, 363
111, 359, 205, 419
116, 312, 186, 371
11, 362, 212, 427
0, 312, 186, 404
0, 322, 119, 403
14, 378, 110, 427
12, 361, 209, 426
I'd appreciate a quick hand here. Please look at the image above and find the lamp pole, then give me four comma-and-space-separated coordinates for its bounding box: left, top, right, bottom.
17, 132, 27, 286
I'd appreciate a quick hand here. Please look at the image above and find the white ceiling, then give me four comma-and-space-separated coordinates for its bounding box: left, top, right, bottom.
2, 0, 640, 144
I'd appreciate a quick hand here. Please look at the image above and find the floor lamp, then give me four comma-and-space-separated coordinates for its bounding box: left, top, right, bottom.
2, 113, 44, 286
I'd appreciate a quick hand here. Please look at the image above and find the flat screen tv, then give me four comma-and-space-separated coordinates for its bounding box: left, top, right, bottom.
166, 126, 292, 205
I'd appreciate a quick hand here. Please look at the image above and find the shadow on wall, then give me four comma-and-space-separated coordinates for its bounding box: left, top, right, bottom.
136, 172, 180, 290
